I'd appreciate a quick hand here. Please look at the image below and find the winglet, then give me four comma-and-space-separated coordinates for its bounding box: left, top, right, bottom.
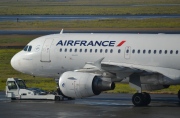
60, 29, 63, 34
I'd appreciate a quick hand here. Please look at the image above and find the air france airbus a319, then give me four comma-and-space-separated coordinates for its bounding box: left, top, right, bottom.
11, 30, 180, 106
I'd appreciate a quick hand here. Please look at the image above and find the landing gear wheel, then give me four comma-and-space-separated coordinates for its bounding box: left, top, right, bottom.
55, 96, 60, 101
132, 93, 145, 106
142, 92, 151, 106
178, 90, 180, 100
11, 98, 16, 100
68, 97, 75, 100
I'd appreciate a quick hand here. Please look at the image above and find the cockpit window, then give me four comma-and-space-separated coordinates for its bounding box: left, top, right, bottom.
23, 45, 28, 51
28, 46, 32, 52
23, 45, 32, 52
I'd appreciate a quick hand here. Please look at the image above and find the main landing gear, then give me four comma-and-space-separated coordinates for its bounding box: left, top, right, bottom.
132, 92, 151, 106
130, 74, 180, 106
129, 74, 151, 106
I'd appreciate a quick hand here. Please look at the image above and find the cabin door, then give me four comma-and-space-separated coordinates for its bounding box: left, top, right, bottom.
124, 46, 131, 59
41, 38, 54, 62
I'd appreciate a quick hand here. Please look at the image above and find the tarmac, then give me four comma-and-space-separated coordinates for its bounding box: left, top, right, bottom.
0, 92, 180, 118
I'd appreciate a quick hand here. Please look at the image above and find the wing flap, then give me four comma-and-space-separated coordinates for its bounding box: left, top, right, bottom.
102, 62, 180, 80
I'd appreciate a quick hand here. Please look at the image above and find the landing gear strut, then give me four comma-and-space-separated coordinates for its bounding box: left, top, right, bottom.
130, 73, 151, 106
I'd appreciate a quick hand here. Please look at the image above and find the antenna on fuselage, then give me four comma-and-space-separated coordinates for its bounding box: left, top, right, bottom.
60, 29, 63, 34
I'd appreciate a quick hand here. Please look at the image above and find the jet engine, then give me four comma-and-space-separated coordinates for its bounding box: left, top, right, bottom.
59, 71, 115, 98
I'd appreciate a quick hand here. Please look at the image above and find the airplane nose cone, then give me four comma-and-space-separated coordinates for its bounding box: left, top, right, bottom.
11, 51, 34, 74
11, 54, 21, 71
11, 53, 20, 71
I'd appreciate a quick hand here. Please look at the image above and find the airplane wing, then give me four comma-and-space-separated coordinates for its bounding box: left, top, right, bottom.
76, 59, 180, 80
101, 61, 180, 80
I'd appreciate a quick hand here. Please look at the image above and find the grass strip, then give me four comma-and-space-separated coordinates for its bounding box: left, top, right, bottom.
0, 0, 180, 15
0, 35, 40, 46
0, 18, 180, 30
0, 6, 179, 15
1, 0, 180, 6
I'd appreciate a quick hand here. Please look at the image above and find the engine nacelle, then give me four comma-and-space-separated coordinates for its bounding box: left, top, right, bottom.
59, 71, 115, 98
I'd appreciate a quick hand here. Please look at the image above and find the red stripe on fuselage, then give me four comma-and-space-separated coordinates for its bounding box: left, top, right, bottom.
117, 40, 126, 47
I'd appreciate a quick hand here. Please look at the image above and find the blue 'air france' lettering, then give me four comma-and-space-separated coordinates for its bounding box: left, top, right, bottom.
56, 40, 116, 47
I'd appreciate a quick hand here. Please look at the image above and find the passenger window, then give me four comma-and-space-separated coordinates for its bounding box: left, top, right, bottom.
90, 49, 92, 53
70, 48, 72, 52
95, 49, 97, 53
60, 48, 62, 52
148, 50, 151, 54
138, 50, 140, 54
154, 50, 156, 54
118, 49, 121, 53
75, 49, 77, 52
132, 49, 135, 53
65, 48, 67, 52
23, 45, 28, 51
110, 49, 113, 53
105, 49, 108, 53
176, 50, 178, 54
100, 49, 103, 53
85, 49, 87, 53
159, 50, 162, 54
28, 46, 32, 52
170, 50, 173, 54
165, 50, 167, 54
80, 49, 82, 52
143, 50, 146, 54
126, 49, 129, 53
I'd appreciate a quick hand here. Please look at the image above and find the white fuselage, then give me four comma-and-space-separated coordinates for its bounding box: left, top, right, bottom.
11, 33, 180, 83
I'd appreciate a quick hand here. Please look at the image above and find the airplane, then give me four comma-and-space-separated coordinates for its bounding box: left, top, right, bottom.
10, 30, 180, 106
